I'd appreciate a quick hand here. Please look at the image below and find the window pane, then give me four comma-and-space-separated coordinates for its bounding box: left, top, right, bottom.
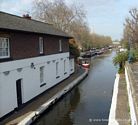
0, 37, 9, 58
40, 66, 44, 83
56, 62, 59, 75
64, 60, 66, 72
59, 40, 62, 52
2, 51, 5, 56
3, 48, 6, 56
39, 37, 43, 54
6, 48, 9, 56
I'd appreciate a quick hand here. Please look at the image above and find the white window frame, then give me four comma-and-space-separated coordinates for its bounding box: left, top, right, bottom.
0, 37, 10, 59
40, 66, 44, 83
39, 37, 44, 54
59, 40, 62, 52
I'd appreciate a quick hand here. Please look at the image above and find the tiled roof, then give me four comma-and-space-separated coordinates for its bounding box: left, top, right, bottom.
0, 11, 71, 38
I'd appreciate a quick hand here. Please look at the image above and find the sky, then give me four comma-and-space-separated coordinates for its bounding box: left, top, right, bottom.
0, 0, 138, 40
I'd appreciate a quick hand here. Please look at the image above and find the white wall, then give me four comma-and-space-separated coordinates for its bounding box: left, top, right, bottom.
0, 52, 75, 118
125, 67, 137, 125
108, 74, 119, 125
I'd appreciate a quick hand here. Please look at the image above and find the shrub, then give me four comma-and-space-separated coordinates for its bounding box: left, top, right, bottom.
69, 41, 80, 59
113, 51, 128, 73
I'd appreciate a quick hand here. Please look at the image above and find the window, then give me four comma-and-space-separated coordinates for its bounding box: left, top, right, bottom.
59, 40, 62, 52
70, 60, 73, 67
0, 37, 10, 58
64, 60, 66, 72
40, 66, 44, 83
39, 37, 44, 54
56, 62, 59, 76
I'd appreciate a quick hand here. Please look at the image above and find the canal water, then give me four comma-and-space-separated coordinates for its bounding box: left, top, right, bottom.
32, 51, 117, 125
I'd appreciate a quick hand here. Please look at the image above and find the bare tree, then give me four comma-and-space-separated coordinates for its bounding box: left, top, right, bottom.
32, 0, 112, 50
124, 8, 138, 48
32, 0, 86, 33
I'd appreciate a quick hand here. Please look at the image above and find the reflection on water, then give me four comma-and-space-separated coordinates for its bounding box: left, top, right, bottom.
33, 51, 117, 125
33, 87, 80, 125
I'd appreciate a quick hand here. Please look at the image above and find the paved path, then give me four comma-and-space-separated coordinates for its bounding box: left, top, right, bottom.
116, 74, 130, 125
127, 62, 138, 124
0, 66, 85, 125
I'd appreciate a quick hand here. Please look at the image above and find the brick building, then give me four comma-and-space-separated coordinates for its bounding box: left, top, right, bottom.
0, 12, 74, 119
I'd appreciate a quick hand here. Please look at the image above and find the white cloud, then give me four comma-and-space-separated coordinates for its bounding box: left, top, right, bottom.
21, 0, 33, 4
0, 0, 34, 15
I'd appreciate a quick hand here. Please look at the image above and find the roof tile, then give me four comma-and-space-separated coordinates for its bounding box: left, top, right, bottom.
0, 11, 71, 38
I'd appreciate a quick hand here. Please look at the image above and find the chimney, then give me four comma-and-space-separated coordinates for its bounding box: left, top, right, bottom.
23, 14, 31, 19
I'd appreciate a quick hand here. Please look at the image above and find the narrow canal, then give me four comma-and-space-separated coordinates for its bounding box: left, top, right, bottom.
32, 51, 117, 125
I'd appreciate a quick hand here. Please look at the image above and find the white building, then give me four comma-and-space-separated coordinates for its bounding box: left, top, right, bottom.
0, 12, 75, 119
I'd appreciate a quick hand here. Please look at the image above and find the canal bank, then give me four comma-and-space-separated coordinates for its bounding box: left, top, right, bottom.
33, 51, 117, 125
0, 67, 88, 125
108, 73, 130, 125
108, 61, 138, 125
125, 62, 138, 125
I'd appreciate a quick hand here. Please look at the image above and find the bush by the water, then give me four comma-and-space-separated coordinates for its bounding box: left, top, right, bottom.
113, 51, 129, 73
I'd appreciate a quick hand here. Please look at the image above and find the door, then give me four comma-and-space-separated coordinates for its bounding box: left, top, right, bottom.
16, 79, 23, 108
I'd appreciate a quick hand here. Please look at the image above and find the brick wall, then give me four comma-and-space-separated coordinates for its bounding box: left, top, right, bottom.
0, 30, 69, 61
